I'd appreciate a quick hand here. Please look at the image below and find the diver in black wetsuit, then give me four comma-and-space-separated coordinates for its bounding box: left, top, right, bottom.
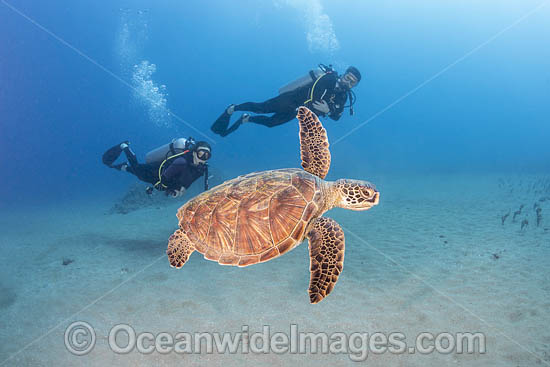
211, 65, 361, 137
102, 140, 211, 197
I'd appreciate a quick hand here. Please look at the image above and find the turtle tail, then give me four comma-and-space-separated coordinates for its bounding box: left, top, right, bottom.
167, 229, 195, 268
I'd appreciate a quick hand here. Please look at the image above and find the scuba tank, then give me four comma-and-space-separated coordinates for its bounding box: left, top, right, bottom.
278, 64, 333, 95
145, 137, 195, 164
279, 69, 324, 95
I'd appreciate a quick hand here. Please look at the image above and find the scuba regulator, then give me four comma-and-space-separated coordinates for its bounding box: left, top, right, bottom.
183, 136, 196, 151
204, 164, 209, 191
346, 90, 356, 116
186, 136, 210, 191
318, 63, 334, 74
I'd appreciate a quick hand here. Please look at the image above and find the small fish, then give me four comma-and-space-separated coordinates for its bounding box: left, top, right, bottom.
513, 210, 521, 222
521, 219, 528, 230
501, 212, 510, 225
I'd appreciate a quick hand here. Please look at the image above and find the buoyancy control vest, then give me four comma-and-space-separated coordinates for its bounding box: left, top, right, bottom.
143, 137, 209, 192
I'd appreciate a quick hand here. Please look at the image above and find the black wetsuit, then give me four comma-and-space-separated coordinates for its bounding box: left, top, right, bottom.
211, 71, 348, 137
103, 145, 206, 193
160, 154, 206, 191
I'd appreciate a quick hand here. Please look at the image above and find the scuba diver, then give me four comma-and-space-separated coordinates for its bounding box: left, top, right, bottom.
210, 64, 361, 137
102, 138, 211, 198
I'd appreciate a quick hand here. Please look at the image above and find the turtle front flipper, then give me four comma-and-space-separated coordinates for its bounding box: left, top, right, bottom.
306, 217, 345, 304
297, 106, 331, 179
167, 229, 195, 268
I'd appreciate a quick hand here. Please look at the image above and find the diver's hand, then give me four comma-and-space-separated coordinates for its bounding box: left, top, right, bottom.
312, 100, 330, 114
170, 187, 186, 198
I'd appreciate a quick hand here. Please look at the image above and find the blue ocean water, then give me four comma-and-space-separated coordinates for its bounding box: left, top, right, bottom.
1, 0, 548, 208
1, 1, 550, 365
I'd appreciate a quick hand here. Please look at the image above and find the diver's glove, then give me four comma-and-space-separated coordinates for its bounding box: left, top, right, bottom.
170, 187, 186, 198
312, 100, 330, 114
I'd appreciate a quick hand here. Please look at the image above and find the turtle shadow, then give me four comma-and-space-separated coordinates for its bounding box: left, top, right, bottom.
64, 233, 165, 257
0, 283, 17, 310
101, 235, 165, 255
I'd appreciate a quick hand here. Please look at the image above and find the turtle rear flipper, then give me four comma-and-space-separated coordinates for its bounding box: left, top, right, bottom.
307, 217, 345, 304
167, 229, 195, 268
297, 107, 331, 179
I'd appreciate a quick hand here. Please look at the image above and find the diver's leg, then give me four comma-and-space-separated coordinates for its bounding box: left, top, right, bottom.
121, 145, 139, 169
248, 111, 295, 128
234, 101, 268, 113
120, 145, 158, 184
216, 110, 294, 136
105, 143, 156, 185
235, 94, 290, 114
123, 163, 157, 185
134, 164, 158, 184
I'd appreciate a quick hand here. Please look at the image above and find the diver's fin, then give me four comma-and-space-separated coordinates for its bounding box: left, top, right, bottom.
307, 217, 345, 304
111, 163, 128, 171
102, 141, 128, 167
296, 106, 331, 179
211, 106, 234, 135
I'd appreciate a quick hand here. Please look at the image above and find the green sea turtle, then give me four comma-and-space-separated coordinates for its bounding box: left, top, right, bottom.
167, 107, 379, 303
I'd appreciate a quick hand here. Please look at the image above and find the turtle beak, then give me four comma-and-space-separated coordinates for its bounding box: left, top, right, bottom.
370, 191, 380, 205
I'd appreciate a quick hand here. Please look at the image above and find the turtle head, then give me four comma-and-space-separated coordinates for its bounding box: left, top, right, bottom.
331, 179, 379, 211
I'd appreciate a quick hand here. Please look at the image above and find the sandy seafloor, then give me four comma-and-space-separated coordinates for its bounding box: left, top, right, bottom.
1, 173, 549, 366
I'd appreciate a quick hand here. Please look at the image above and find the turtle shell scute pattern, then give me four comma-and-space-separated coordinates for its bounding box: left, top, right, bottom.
176, 168, 322, 266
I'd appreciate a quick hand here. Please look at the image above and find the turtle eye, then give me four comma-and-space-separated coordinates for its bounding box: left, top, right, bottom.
364, 189, 376, 199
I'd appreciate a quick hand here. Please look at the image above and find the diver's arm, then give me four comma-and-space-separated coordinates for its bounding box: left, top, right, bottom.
162, 157, 188, 194
169, 187, 186, 198
162, 157, 186, 181
181, 165, 207, 191
310, 73, 338, 116
168, 160, 207, 193
328, 100, 345, 121
312, 73, 337, 102
328, 91, 347, 121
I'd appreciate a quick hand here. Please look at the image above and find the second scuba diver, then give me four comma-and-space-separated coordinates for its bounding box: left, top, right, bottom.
210, 64, 361, 137
102, 138, 211, 198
